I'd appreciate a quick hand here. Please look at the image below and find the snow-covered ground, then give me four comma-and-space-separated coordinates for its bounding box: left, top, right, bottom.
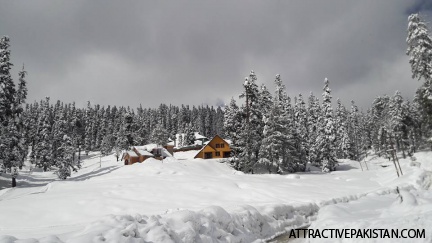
0, 150, 431, 242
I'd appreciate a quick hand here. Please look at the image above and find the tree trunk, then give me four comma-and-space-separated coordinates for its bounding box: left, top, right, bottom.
78, 146, 81, 162
12, 177, 16, 187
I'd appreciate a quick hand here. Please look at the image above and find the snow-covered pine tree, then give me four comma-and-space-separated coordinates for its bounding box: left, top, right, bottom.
57, 134, 76, 180
259, 84, 273, 116
224, 98, 242, 144
177, 132, 184, 148
307, 92, 321, 165
51, 102, 67, 165
0, 36, 16, 124
294, 94, 309, 162
183, 122, 195, 146
407, 13, 432, 94
317, 78, 337, 172
84, 101, 93, 155
258, 110, 278, 173
150, 123, 169, 147
1, 118, 23, 187
223, 97, 242, 154
15, 64, 27, 116
388, 91, 408, 157
407, 13, 432, 137
348, 100, 361, 160
215, 106, 225, 137
335, 99, 351, 159
116, 119, 129, 151
258, 74, 295, 173
237, 71, 264, 173
0, 36, 21, 186
32, 97, 53, 172
123, 111, 134, 148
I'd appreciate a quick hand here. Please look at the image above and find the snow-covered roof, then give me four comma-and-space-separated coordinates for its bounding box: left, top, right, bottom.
134, 144, 172, 157
167, 141, 175, 146
135, 149, 154, 157
194, 132, 207, 140
125, 151, 139, 157
135, 144, 158, 152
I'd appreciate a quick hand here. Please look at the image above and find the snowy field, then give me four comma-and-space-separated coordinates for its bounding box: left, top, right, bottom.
0, 151, 431, 242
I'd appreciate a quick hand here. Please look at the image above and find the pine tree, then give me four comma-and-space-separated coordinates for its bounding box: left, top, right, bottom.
224, 98, 242, 147
258, 75, 295, 173
1, 118, 23, 186
407, 13, 432, 137
237, 71, 264, 173
307, 92, 321, 165
177, 133, 184, 148
57, 134, 76, 179
15, 64, 27, 116
294, 94, 310, 163
349, 100, 361, 160
150, 123, 169, 146
84, 101, 93, 155
389, 91, 409, 157
32, 97, 53, 172
317, 78, 337, 172
0, 36, 16, 124
406, 13, 432, 91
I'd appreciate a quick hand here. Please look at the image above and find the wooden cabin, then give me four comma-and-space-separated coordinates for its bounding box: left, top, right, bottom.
123, 144, 173, 165
194, 135, 231, 159
122, 147, 155, 165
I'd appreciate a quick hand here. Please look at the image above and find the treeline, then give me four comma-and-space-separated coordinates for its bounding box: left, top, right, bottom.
224, 73, 428, 174
224, 72, 366, 174
21, 100, 225, 178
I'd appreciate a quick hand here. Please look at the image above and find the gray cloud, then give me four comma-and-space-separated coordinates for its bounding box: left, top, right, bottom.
0, 0, 430, 109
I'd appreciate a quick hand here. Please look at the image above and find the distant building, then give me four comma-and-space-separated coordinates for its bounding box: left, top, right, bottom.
194, 135, 231, 159
173, 132, 208, 148
122, 144, 173, 165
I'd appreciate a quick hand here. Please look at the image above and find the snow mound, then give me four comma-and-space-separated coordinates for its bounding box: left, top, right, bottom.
286, 174, 300, 179
66, 204, 318, 243
1, 204, 319, 243
416, 171, 432, 190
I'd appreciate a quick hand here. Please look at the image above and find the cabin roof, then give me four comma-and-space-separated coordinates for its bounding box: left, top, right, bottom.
135, 149, 154, 157
194, 135, 230, 158
125, 150, 139, 157
134, 144, 173, 157
194, 132, 207, 140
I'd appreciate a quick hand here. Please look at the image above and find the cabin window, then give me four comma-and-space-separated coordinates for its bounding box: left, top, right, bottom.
216, 144, 220, 148
221, 143, 225, 148
215, 152, 220, 156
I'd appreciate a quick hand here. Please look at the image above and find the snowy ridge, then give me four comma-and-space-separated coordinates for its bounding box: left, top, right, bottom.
65, 203, 318, 243
0, 186, 416, 243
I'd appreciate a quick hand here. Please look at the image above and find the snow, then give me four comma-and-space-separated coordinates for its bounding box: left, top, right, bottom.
124, 150, 139, 157
0, 151, 431, 242
134, 149, 154, 157
134, 144, 172, 157
194, 132, 207, 140
308, 152, 432, 243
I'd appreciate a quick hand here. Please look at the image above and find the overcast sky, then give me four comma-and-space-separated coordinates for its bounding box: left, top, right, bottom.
1, 0, 432, 109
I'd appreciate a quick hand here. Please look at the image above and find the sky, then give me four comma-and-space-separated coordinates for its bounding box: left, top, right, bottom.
1, 0, 432, 109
